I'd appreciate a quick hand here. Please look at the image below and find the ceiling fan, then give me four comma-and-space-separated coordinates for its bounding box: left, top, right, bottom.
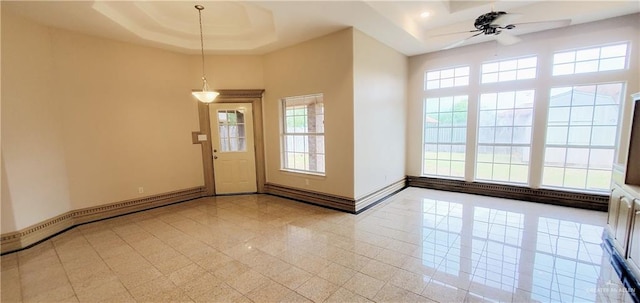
435, 10, 571, 50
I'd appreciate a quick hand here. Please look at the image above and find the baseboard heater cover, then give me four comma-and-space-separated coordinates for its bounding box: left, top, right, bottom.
407, 176, 608, 211
264, 179, 407, 214
0, 186, 205, 255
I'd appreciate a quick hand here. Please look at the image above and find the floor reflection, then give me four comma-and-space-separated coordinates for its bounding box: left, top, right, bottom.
393, 188, 630, 303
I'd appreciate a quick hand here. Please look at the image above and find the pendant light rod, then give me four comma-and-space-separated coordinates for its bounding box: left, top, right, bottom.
196, 5, 206, 79
192, 4, 219, 103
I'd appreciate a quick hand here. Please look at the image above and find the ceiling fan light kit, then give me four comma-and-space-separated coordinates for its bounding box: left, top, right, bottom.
192, 4, 220, 103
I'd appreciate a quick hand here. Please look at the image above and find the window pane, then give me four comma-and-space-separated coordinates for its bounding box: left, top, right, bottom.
452, 145, 466, 160
455, 67, 470, 76
554, 52, 575, 64
564, 168, 587, 188
440, 97, 454, 112
517, 68, 536, 80
452, 128, 466, 143
567, 126, 591, 145
454, 76, 469, 86
586, 170, 611, 191
479, 111, 496, 126
441, 78, 454, 88
426, 80, 440, 90
590, 126, 616, 146
439, 128, 452, 143
601, 44, 627, 58
499, 70, 517, 82
599, 57, 625, 71
441, 69, 454, 78
589, 149, 614, 169
548, 107, 570, 124
544, 147, 566, 167
425, 98, 439, 113
499, 60, 518, 70
477, 162, 493, 180
575, 60, 598, 73
543, 167, 565, 187
566, 148, 589, 168
480, 94, 497, 110
478, 127, 495, 144
510, 165, 528, 183
438, 145, 452, 160
482, 73, 498, 83
546, 126, 568, 144
576, 48, 599, 61
553, 63, 574, 75
512, 127, 532, 144
424, 127, 438, 143
495, 127, 514, 144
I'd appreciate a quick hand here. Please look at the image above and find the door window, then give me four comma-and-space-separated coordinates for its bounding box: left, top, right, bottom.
217, 109, 246, 152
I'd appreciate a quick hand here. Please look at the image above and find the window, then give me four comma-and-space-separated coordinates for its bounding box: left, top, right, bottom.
216, 109, 246, 152
476, 90, 535, 184
542, 83, 623, 191
552, 43, 628, 76
281, 94, 325, 174
425, 66, 470, 90
420, 40, 631, 194
423, 96, 468, 178
481, 56, 537, 83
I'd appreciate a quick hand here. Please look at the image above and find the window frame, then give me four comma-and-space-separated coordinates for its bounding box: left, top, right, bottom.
422, 95, 469, 179
481, 55, 538, 84
475, 90, 536, 185
552, 42, 629, 76
280, 93, 326, 176
425, 66, 470, 90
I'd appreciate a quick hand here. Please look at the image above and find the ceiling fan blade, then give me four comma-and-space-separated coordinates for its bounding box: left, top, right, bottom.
492, 13, 523, 26
508, 19, 571, 28
495, 32, 522, 45
443, 32, 483, 50
431, 29, 481, 38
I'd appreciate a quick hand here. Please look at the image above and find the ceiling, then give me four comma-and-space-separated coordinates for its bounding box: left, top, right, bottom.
3, 1, 639, 56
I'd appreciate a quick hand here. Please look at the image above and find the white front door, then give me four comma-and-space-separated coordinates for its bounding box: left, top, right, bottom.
209, 103, 257, 194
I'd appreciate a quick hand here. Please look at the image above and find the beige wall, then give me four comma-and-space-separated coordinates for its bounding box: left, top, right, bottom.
1, 12, 72, 232
263, 29, 355, 198
1, 11, 265, 233
353, 30, 407, 199
192, 55, 264, 90
407, 14, 639, 179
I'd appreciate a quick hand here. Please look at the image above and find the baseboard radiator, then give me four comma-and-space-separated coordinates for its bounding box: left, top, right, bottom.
0, 187, 205, 255
407, 176, 608, 211
264, 179, 407, 214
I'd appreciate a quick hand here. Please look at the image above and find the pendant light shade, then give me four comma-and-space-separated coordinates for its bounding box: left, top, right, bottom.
192, 77, 219, 103
192, 5, 219, 103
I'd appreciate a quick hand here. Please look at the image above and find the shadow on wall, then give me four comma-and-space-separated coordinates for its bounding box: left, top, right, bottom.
1, 155, 17, 233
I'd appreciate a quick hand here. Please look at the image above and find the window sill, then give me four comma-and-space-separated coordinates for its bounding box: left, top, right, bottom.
280, 169, 326, 178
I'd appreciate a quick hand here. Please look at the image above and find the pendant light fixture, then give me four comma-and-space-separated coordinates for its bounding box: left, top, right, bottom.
192, 5, 219, 103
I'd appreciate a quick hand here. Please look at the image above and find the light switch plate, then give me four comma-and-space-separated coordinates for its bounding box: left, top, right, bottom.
197, 134, 207, 141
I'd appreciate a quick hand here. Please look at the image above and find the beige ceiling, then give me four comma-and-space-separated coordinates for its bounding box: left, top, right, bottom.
3, 1, 639, 56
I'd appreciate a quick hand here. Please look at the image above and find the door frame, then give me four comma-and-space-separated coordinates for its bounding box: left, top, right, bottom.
194, 89, 266, 196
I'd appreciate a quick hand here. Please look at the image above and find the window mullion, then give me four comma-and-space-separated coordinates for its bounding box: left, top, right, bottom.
529, 52, 554, 189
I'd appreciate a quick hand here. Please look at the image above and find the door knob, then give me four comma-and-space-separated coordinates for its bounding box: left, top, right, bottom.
213, 155, 218, 160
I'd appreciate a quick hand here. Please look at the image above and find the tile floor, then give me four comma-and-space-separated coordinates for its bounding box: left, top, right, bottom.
0, 187, 635, 302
